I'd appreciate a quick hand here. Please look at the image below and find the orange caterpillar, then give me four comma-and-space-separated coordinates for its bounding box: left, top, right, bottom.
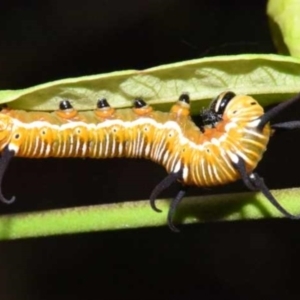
0, 91, 300, 231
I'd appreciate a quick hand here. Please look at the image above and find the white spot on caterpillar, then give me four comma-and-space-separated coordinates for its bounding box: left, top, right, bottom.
135, 130, 141, 156
207, 164, 213, 181
174, 161, 181, 173
145, 143, 150, 156
243, 128, 265, 139
157, 143, 166, 161
8, 143, 19, 153
69, 134, 73, 147
61, 136, 67, 156
212, 165, 222, 184
127, 134, 133, 156
45, 144, 51, 156
111, 138, 116, 156
247, 119, 261, 127
32, 136, 40, 156
225, 122, 237, 132
219, 134, 227, 143
163, 151, 169, 165
200, 158, 206, 184
56, 136, 61, 156
98, 136, 102, 157
155, 136, 165, 161
118, 143, 123, 155
39, 141, 45, 156
211, 138, 220, 146
226, 150, 239, 164
104, 132, 109, 157
214, 98, 222, 114
75, 138, 80, 155
82, 143, 87, 155
182, 166, 188, 181
221, 151, 235, 174
169, 152, 179, 172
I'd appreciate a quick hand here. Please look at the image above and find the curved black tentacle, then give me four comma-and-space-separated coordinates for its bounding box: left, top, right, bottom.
258, 93, 300, 130
149, 170, 183, 212
248, 173, 300, 219
233, 156, 300, 219
0, 147, 15, 204
167, 187, 187, 232
231, 157, 257, 191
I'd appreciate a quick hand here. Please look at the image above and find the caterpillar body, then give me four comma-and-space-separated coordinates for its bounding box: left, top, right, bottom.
0, 91, 299, 231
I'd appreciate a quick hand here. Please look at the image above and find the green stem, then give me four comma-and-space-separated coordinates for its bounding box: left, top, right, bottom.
0, 188, 299, 240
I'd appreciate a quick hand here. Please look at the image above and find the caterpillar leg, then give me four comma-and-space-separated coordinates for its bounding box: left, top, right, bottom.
233, 156, 300, 219
149, 170, 183, 212
258, 93, 300, 130
167, 187, 187, 232
150, 170, 187, 231
0, 147, 15, 204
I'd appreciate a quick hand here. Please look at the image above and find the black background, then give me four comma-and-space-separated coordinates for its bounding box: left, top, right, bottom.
1, 0, 300, 299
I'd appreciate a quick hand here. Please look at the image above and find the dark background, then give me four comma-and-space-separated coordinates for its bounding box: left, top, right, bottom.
1, 0, 300, 299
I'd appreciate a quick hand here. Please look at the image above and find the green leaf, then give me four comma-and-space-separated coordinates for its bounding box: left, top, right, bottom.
0, 188, 299, 240
1, 54, 300, 114
267, 0, 300, 58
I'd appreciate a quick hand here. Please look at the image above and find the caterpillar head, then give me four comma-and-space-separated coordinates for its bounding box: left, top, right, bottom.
200, 91, 264, 130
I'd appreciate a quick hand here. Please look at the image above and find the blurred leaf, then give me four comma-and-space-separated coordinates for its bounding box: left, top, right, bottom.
267, 0, 300, 58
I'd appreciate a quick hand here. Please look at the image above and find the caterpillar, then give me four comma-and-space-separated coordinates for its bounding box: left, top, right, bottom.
0, 91, 300, 231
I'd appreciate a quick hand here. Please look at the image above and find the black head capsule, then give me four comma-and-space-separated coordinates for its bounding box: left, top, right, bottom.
97, 98, 110, 109
199, 108, 222, 131
133, 98, 147, 109
178, 93, 190, 104
198, 91, 236, 131
59, 100, 73, 110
